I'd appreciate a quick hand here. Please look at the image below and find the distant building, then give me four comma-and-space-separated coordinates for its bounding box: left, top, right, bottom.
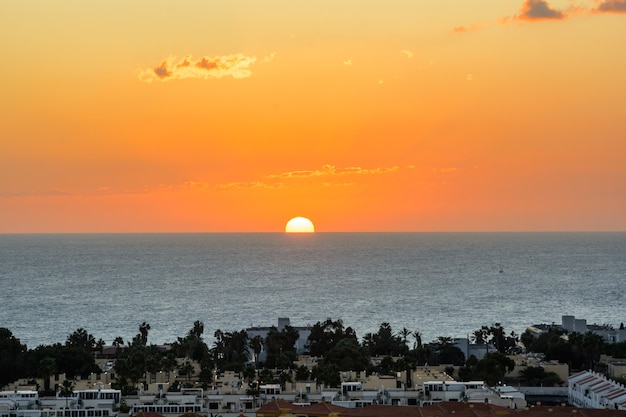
529, 315, 626, 344
453, 338, 494, 361
246, 318, 312, 362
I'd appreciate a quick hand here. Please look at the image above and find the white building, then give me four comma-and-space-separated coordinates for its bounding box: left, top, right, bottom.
0, 389, 120, 417
422, 381, 526, 409
561, 315, 626, 343
568, 370, 626, 410
0, 391, 39, 410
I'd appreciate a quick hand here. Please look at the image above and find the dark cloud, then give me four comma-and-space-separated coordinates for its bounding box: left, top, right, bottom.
595, 0, 626, 13
518, 0, 565, 20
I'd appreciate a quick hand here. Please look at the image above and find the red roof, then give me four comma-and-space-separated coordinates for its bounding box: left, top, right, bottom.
254, 402, 626, 417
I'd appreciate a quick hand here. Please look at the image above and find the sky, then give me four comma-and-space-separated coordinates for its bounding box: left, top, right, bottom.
1, 0, 625, 233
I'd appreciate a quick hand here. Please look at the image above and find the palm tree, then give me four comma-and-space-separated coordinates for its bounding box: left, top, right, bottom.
66, 328, 96, 351
139, 322, 151, 346
277, 370, 292, 391
113, 337, 124, 355
191, 321, 204, 338
38, 357, 57, 394
413, 330, 422, 349
249, 335, 264, 366
400, 327, 411, 349
96, 338, 105, 354
180, 362, 195, 382
59, 379, 75, 407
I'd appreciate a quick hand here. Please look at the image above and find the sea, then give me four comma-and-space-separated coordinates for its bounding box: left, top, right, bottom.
0, 232, 624, 350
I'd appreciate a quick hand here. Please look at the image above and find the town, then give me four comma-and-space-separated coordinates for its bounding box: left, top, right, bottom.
2, 315, 626, 417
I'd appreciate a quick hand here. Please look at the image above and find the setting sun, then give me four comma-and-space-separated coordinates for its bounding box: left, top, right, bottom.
285, 217, 315, 233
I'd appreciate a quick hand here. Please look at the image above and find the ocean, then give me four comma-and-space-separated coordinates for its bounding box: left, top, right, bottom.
0, 232, 624, 350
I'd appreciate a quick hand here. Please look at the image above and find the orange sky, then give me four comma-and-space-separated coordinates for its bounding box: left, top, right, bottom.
1, 0, 625, 232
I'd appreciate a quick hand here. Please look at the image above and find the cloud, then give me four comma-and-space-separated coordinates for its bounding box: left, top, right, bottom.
452, 22, 484, 32
595, 0, 626, 12
262, 53, 276, 62
138, 53, 257, 83
517, 0, 566, 20
215, 164, 403, 190
401, 50, 414, 59
267, 164, 399, 179
432, 167, 458, 173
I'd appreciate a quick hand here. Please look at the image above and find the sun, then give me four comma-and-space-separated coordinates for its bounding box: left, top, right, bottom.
285, 217, 315, 233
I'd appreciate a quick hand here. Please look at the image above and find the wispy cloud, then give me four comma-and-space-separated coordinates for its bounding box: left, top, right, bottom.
218, 164, 403, 190
452, 22, 485, 32
267, 164, 400, 179
0, 165, 436, 198
138, 53, 257, 83
401, 50, 414, 59
594, 0, 626, 12
517, 0, 566, 20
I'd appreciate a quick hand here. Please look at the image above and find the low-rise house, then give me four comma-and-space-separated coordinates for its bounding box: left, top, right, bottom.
607, 361, 626, 381
507, 354, 569, 385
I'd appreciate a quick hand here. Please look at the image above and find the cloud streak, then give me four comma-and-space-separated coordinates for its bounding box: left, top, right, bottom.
139, 54, 257, 83
217, 164, 404, 190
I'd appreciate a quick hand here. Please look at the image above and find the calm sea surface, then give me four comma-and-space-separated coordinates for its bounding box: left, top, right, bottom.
0, 232, 624, 349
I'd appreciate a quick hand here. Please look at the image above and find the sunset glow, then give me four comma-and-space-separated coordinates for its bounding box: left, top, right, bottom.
1, 1, 625, 233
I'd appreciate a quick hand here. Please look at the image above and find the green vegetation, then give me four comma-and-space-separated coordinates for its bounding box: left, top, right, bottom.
1, 318, 623, 393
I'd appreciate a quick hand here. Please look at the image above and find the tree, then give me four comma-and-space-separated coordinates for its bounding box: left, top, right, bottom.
180, 362, 195, 382
0, 328, 27, 388
248, 335, 264, 366
198, 358, 215, 389
437, 345, 465, 366
242, 363, 257, 383
277, 369, 292, 390
264, 325, 299, 369
399, 328, 411, 350
311, 362, 340, 388
139, 322, 151, 346
246, 381, 260, 408
38, 357, 58, 394
191, 321, 204, 338
173, 323, 209, 363
519, 366, 563, 387
294, 365, 311, 381
224, 330, 250, 364
307, 318, 358, 357
459, 352, 515, 386
59, 379, 75, 396
363, 322, 406, 357
66, 328, 96, 352
413, 330, 423, 349
113, 337, 125, 355
580, 332, 605, 370
472, 323, 519, 354
604, 340, 626, 358
321, 338, 369, 371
